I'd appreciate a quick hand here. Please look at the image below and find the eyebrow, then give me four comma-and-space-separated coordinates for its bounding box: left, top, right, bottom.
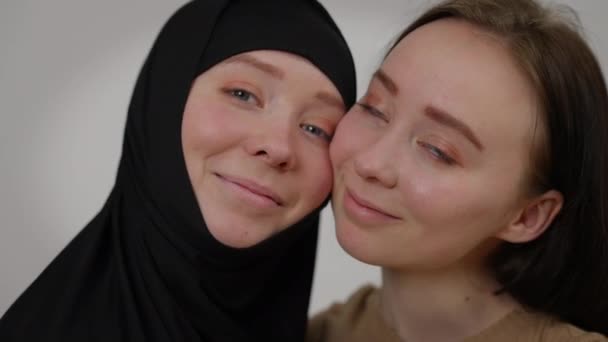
316, 92, 345, 111
224, 54, 343, 111
372, 68, 482, 150
424, 105, 484, 151
373, 69, 399, 95
224, 55, 285, 79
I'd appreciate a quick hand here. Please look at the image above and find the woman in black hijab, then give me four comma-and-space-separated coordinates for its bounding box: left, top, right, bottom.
0, 1, 356, 341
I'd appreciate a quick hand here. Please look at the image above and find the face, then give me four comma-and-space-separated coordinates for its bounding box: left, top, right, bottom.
182, 50, 344, 248
330, 19, 541, 270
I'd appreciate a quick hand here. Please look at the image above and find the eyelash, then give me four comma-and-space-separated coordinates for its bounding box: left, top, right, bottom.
417, 141, 457, 165
225, 88, 333, 142
357, 102, 389, 122
300, 124, 333, 142
225, 88, 260, 106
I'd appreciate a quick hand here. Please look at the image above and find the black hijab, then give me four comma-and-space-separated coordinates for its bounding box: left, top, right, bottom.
0, 1, 356, 341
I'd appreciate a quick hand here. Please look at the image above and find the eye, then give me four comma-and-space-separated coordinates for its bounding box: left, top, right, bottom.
357, 102, 389, 123
230, 89, 253, 102
417, 141, 457, 165
300, 124, 332, 142
224, 88, 260, 105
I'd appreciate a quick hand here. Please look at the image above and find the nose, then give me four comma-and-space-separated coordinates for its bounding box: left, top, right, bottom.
352, 135, 399, 188
244, 121, 296, 171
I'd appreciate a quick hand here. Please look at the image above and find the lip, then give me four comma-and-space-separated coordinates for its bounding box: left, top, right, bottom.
215, 173, 283, 206
343, 187, 402, 224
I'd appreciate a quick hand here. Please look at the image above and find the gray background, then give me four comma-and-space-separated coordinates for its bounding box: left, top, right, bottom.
1, 0, 607, 317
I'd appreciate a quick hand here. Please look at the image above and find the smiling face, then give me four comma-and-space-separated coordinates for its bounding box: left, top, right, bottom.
330, 19, 546, 270
182, 50, 344, 248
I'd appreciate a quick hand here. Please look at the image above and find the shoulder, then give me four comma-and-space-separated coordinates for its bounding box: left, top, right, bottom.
307, 284, 394, 342
539, 318, 608, 342
315, 284, 377, 319
480, 308, 608, 342
308, 284, 377, 330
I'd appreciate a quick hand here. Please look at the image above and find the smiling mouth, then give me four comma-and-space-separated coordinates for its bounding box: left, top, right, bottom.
344, 188, 402, 221
215, 173, 283, 206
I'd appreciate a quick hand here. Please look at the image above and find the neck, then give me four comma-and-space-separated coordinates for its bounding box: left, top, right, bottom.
379, 262, 518, 342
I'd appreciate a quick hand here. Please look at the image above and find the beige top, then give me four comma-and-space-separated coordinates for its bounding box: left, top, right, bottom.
307, 285, 607, 342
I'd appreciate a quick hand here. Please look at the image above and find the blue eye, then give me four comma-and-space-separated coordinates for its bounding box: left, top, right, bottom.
300, 124, 332, 142
418, 141, 456, 165
357, 102, 389, 122
223, 88, 262, 106
229, 89, 255, 102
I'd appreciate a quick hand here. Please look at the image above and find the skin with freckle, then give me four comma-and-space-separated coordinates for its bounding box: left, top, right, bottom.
182, 50, 344, 248
309, 0, 608, 340
331, 19, 538, 270
0, 1, 357, 341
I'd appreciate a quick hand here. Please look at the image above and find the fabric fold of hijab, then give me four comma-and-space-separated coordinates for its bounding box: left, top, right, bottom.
0, 1, 356, 341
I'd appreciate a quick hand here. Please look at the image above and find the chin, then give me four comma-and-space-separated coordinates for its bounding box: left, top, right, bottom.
334, 216, 386, 267
206, 217, 277, 248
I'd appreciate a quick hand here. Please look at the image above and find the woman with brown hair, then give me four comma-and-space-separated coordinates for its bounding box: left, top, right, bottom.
309, 0, 608, 340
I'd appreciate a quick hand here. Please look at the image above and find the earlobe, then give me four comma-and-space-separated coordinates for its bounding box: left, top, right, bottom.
496, 190, 563, 243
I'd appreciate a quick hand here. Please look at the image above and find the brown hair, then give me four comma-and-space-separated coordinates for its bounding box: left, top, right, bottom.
390, 0, 608, 334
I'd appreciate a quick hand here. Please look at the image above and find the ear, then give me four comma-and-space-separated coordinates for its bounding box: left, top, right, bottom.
496, 190, 563, 243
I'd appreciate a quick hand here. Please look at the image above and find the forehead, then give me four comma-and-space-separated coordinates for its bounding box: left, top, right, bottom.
212, 50, 342, 96
212, 51, 322, 81
382, 19, 540, 150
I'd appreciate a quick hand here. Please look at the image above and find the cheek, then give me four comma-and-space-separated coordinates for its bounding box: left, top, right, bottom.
391, 179, 496, 267
401, 171, 511, 246
299, 147, 334, 206
330, 113, 369, 170
181, 97, 243, 161
398, 173, 454, 235
181, 96, 246, 192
